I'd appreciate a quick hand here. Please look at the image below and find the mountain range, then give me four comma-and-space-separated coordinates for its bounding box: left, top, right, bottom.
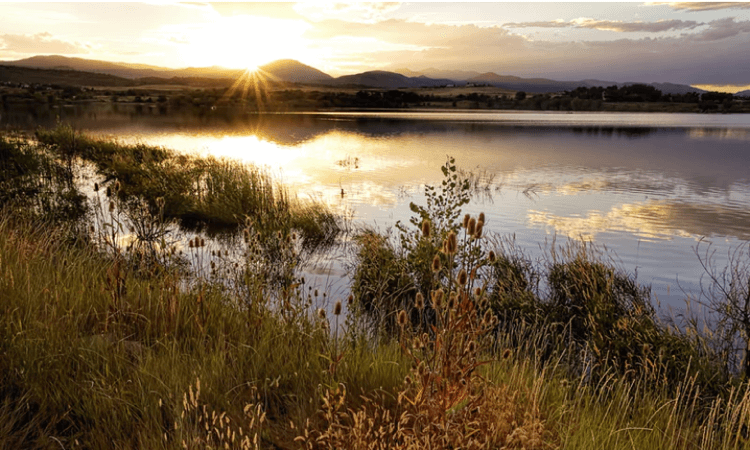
0, 54, 714, 95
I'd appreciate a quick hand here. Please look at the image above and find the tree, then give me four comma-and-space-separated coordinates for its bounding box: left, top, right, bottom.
514, 91, 526, 101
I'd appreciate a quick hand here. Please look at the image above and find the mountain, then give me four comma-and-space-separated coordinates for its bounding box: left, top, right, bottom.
392, 67, 479, 81
329, 70, 455, 89
461, 71, 706, 95
736, 90, 750, 97
259, 59, 333, 83
2, 55, 241, 80
0, 64, 135, 87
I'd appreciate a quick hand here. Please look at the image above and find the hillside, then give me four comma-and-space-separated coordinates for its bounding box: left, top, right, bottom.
3, 55, 241, 80
259, 59, 333, 83
330, 70, 454, 89
0, 64, 135, 87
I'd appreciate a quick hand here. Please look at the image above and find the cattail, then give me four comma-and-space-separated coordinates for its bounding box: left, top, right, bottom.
467, 218, 476, 237
446, 231, 457, 255
421, 219, 431, 238
415, 292, 424, 310
458, 269, 468, 286
347, 293, 354, 306
463, 213, 470, 228
478, 212, 485, 225
200, 238, 205, 247
108, 201, 115, 212
94, 182, 99, 192
314, 289, 319, 297
333, 301, 342, 316
397, 310, 408, 328
431, 254, 441, 272
317, 308, 326, 320
106, 186, 112, 197
189, 239, 195, 249
488, 250, 496, 263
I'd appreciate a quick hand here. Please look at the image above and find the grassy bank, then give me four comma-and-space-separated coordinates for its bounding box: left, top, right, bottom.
2, 129, 750, 448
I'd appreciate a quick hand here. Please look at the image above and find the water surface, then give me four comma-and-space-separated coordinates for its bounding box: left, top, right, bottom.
4, 105, 750, 310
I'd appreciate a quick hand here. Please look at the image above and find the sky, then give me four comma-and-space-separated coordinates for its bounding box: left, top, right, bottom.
1, 2, 749, 91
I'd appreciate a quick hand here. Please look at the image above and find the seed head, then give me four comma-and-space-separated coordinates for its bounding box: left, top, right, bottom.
106, 186, 112, 197
347, 294, 354, 306
473, 287, 481, 298
448, 291, 458, 310
333, 301, 342, 316
415, 292, 424, 310
467, 218, 477, 237
478, 212, 485, 225
94, 182, 99, 192
417, 361, 427, 377
474, 221, 483, 239
463, 213, 470, 229
488, 250, 496, 263
421, 219, 431, 238
502, 348, 512, 360
432, 289, 444, 311
317, 308, 326, 320
108, 201, 115, 212
458, 269, 468, 286
431, 254, 441, 272
397, 310, 408, 328
446, 231, 457, 255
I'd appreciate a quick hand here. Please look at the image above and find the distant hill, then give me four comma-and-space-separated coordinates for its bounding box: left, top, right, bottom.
733, 89, 750, 97
259, 59, 333, 83
0, 64, 135, 87
2, 55, 242, 80
392, 67, 479, 81
0, 55, 719, 95
329, 70, 455, 89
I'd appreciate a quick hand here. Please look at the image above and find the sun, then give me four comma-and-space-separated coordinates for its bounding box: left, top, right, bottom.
179, 15, 311, 71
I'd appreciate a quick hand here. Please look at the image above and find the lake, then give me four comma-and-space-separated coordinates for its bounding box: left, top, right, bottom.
4, 104, 750, 311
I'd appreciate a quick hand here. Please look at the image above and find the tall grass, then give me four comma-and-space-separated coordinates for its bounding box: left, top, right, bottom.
3, 130, 750, 449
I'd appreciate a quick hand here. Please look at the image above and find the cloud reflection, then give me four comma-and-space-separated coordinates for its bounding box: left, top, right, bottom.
528, 200, 750, 241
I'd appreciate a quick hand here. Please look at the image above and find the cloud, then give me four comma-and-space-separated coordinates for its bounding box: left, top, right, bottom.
505, 18, 703, 32
301, 17, 750, 84
0, 32, 91, 55
294, 2, 401, 23
653, 2, 750, 12
688, 17, 750, 41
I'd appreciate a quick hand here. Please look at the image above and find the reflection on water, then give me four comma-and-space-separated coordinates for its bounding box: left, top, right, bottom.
3, 105, 750, 308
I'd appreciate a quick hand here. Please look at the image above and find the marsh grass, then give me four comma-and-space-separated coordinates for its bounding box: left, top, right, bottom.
36, 124, 341, 252
4, 129, 750, 449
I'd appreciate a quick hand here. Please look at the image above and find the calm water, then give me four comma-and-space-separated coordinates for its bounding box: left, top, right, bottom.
4, 104, 750, 310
